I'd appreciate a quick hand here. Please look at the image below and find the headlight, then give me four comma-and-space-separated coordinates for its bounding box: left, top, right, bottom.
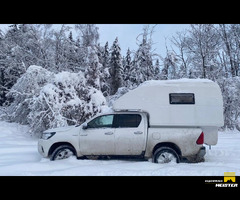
41, 132, 56, 140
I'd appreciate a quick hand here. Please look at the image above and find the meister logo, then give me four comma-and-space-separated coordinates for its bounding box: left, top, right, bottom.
205, 172, 238, 188
215, 172, 238, 187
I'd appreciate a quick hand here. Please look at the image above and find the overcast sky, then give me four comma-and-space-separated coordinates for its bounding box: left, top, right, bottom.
0, 24, 190, 56
97, 24, 190, 56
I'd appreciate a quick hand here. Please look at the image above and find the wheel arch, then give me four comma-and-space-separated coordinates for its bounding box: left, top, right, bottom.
48, 142, 77, 157
152, 142, 182, 157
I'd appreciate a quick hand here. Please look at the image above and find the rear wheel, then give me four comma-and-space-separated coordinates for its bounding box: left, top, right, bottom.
153, 147, 180, 164
50, 145, 76, 161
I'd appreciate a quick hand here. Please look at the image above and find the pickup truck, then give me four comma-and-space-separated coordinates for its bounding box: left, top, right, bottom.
38, 79, 223, 163
38, 111, 205, 163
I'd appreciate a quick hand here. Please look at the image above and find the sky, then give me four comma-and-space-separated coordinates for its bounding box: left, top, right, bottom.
97, 24, 190, 56
0, 24, 190, 56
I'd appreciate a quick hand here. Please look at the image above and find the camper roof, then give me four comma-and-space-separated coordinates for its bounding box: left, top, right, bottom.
139, 78, 214, 87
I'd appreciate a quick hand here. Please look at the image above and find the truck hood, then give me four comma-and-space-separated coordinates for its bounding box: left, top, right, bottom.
43, 125, 76, 133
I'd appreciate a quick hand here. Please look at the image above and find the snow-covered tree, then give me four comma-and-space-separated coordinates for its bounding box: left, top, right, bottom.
170, 30, 190, 78
6, 65, 53, 125
0, 30, 7, 105
109, 37, 123, 95
217, 77, 240, 131
52, 24, 72, 72
122, 48, 133, 87
84, 46, 102, 90
62, 31, 83, 72
75, 24, 99, 47
102, 42, 110, 69
153, 59, 160, 80
28, 70, 107, 135
6, 65, 107, 136
98, 42, 111, 96
218, 24, 240, 77
184, 24, 221, 79
132, 25, 156, 85
0, 24, 56, 106
160, 51, 179, 80
4, 24, 54, 70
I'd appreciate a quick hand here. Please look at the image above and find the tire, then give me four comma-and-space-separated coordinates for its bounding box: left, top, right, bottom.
50, 145, 76, 161
153, 146, 180, 164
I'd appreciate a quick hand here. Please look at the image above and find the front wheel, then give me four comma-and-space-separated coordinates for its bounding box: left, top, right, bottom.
50, 145, 76, 161
153, 147, 180, 164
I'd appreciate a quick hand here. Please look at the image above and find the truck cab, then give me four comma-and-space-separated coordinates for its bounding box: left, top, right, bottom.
79, 111, 148, 156
38, 111, 148, 160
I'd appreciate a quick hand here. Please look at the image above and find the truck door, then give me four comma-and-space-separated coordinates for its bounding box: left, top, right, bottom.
113, 113, 146, 155
79, 114, 115, 155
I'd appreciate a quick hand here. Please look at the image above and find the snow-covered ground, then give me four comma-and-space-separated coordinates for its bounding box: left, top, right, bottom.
0, 120, 239, 176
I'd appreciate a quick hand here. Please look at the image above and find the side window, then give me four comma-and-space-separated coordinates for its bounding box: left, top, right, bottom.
115, 114, 142, 128
169, 93, 195, 104
87, 115, 114, 128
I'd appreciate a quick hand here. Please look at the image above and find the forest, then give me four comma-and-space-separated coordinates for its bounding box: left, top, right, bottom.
0, 24, 240, 136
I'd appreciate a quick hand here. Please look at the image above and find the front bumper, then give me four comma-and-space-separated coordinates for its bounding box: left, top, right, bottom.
38, 139, 52, 157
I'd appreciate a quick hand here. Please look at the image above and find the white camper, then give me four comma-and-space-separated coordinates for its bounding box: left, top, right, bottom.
38, 79, 224, 163
113, 79, 224, 146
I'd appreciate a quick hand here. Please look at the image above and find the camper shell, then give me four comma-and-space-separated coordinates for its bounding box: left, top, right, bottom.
113, 79, 224, 145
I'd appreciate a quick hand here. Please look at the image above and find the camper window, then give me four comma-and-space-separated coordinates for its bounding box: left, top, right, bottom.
169, 93, 195, 104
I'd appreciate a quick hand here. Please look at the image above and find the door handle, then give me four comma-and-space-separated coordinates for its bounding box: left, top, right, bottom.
105, 132, 113, 135
134, 131, 143, 134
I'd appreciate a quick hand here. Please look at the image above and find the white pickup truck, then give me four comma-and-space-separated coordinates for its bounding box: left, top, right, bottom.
38, 79, 224, 163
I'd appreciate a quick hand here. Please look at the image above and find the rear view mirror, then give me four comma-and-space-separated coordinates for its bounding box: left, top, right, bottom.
82, 122, 88, 130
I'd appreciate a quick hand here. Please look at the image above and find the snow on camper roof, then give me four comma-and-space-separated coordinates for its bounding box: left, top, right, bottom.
139, 78, 213, 87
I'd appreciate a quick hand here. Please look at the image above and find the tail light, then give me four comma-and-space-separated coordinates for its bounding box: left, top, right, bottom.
196, 132, 204, 145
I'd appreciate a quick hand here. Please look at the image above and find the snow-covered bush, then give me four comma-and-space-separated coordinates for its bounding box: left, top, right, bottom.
28, 71, 107, 135
6, 65, 107, 136
6, 65, 53, 124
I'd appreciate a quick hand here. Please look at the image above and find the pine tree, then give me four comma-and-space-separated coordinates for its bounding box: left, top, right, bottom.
153, 59, 160, 80
99, 42, 111, 96
68, 31, 73, 42
85, 46, 101, 90
102, 42, 110, 68
109, 37, 123, 95
123, 48, 132, 87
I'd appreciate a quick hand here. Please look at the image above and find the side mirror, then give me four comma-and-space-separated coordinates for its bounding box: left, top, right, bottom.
82, 122, 88, 130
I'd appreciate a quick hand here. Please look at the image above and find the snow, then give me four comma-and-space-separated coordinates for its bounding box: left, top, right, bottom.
0, 120, 240, 176
139, 78, 214, 88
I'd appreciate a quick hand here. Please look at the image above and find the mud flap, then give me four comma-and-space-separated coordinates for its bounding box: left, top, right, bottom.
202, 126, 218, 145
